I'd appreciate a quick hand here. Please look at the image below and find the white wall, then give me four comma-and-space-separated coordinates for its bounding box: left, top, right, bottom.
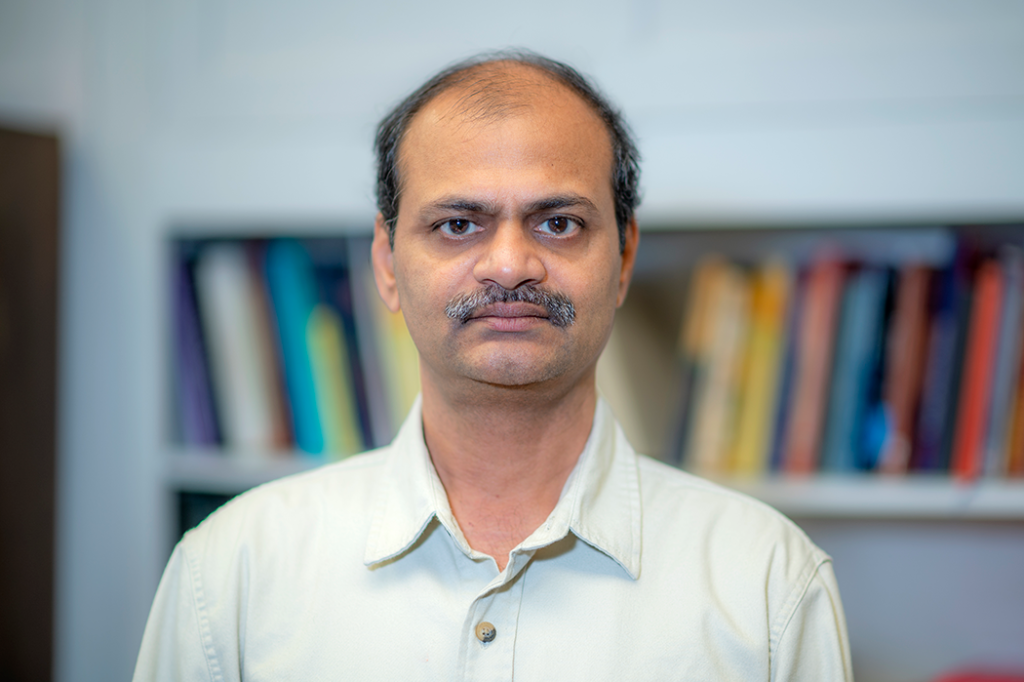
1, 1, 1022, 680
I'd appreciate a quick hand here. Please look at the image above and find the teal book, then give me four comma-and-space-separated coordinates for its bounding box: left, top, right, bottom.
264, 239, 325, 455
820, 267, 887, 472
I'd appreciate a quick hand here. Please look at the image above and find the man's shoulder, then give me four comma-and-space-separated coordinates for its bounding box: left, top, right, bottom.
633, 454, 828, 566
178, 446, 392, 556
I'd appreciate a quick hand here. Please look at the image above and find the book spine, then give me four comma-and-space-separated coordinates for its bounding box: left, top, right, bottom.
264, 239, 325, 455
674, 257, 719, 467
951, 260, 1004, 481
307, 304, 364, 458
821, 267, 887, 473
983, 246, 1024, 476
878, 265, 931, 474
913, 257, 963, 471
731, 261, 791, 476
347, 237, 397, 447
172, 254, 220, 447
687, 263, 749, 473
784, 258, 845, 475
193, 243, 280, 453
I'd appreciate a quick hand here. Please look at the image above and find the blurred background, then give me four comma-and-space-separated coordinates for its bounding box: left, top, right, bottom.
1, 1, 1023, 681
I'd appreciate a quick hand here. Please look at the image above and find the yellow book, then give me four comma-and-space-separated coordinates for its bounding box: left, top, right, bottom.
675, 257, 723, 465
687, 262, 749, 474
730, 261, 792, 476
307, 304, 364, 459
369, 289, 421, 429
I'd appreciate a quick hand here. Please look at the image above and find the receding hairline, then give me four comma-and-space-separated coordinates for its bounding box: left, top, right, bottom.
394, 60, 614, 196
423, 60, 586, 122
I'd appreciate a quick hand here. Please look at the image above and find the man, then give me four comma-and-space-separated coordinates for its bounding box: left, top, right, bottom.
134, 51, 852, 680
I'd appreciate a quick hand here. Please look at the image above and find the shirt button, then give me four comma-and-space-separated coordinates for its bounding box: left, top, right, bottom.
475, 621, 496, 643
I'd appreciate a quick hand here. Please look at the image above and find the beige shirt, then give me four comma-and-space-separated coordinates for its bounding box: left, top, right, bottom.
134, 398, 853, 681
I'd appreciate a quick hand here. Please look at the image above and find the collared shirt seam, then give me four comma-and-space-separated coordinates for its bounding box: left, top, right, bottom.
768, 554, 833, 678
184, 542, 226, 682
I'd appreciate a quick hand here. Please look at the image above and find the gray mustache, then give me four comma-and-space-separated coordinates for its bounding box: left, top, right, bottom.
445, 283, 576, 328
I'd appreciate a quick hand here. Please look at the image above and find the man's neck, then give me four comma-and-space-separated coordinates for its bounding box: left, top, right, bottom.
420, 372, 598, 572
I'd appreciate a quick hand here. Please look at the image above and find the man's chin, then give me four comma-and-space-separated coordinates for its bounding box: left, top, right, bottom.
461, 356, 574, 390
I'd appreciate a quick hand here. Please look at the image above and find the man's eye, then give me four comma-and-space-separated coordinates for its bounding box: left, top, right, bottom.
438, 218, 481, 237
538, 216, 580, 236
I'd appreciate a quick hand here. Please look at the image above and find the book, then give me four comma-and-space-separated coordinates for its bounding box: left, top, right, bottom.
307, 304, 364, 458
951, 259, 1004, 481
936, 243, 978, 472
347, 237, 398, 447
982, 246, 1024, 476
193, 242, 282, 454
264, 239, 325, 455
783, 257, 845, 475
246, 243, 293, 450
853, 270, 894, 472
171, 252, 220, 447
769, 268, 807, 472
316, 251, 373, 451
731, 260, 792, 476
1006, 347, 1024, 477
672, 257, 721, 466
877, 265, 931, 474
685, 261, 749, 474
367, 274, 421, 432
914, 249, 971, 471
820, 266, 888, 473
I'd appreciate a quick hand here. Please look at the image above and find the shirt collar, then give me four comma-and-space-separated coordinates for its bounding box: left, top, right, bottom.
363, 394, 642, 579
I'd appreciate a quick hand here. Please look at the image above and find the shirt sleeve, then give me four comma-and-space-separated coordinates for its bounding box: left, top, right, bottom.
771, 559, 854, 682
132, 542, 222, 682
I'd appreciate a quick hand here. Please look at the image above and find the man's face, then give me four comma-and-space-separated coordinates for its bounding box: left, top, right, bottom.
372, 75, 638, 395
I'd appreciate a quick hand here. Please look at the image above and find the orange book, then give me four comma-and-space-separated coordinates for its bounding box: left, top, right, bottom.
951, 260, 1004, 481
783, 258, 845, 475
1005, 325, 1024, 476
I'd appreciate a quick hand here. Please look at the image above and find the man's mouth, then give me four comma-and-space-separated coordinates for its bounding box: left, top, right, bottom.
470, 302, 549, 320
445, 283, 576, 328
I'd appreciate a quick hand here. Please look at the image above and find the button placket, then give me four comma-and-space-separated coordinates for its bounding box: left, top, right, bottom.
459, 561, 529, 681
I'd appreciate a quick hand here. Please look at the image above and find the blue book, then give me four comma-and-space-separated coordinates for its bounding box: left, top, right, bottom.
936, 243, 976, 472
264, 239, 325, 455
821, 267, 887, 472
769, 268, 804, 472
914, 249, 969, 471
854, 270, 894, 471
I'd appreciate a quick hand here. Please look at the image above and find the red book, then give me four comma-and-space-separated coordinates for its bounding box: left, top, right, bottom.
951, 260, 1004, 481
784, 258, 845, 475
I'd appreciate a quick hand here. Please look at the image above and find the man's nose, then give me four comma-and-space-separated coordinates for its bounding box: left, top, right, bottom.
472, 222, 547, 290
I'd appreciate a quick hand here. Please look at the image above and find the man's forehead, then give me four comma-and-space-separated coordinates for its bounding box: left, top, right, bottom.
404, 62, 606, 147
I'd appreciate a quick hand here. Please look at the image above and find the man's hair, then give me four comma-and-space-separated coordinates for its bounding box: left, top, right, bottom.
374, 49, 641, 251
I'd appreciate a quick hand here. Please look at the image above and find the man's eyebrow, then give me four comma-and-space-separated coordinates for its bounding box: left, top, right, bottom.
524, 194, 599, 214
423, 198, 495, 215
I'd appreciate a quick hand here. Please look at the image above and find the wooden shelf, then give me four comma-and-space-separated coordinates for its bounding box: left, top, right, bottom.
164, 450, 1024, 519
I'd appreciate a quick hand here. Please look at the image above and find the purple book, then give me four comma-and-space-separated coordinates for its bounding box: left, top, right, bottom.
173, 254, 220, 447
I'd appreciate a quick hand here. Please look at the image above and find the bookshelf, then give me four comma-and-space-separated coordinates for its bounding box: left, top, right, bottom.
164, 222, 1024, 530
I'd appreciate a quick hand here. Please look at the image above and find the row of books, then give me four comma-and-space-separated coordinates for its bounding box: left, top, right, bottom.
674, 240, 1024, 480
171, 236, 420, 458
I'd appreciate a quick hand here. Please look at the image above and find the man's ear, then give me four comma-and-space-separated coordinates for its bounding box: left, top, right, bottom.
372, 213, 401, 313
616, 216, 640, 307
